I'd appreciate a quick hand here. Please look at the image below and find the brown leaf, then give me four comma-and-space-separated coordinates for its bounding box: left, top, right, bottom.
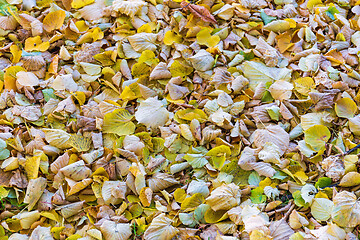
0, 169, 12, 187
309, 91, 336, 111
10, 170, 28, 188
181, 1, 218, 25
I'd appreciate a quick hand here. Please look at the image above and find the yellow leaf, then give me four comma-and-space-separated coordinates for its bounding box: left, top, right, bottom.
77, 27, 104, 44
284, 18, 297, 28
344, 155, 358, 173
43, 10, 66, 32
339, 172, 360, 187
68, 134, 92, 152
139, 187, 152, 207
181, 193, 205, 212
307, 0, 322, 10
24, 36, 50, 52
250, 230, 272, 240
293, 171, 308, 185
174, 188, 187, 203
304, 125, 331, 152
164, 30, 182, 46
196, 28, 220, 47
94, 51, 116, 66
138, 50, 159, 66
75, 20, 89, 32
24, 154, 41, 180
0, 186, 9, 198
137, 23, 153, 33
43, 60, 54, 77
37, 0, 53, 8
4, 66, 25, 91
67, 178, 93, 195
174, 109, 208, 123
131, 62, 151, 78
335, 98, 357, 119
259, 177, 272, 189
169, 60, 193, 77
10, 45, 21, 63
71, 0, 94, 8
102, 109, 136, 135
276, 32, 294, 53
204, 208, 228, 223
90, 27, 104, 41
72, 91, 86, 105
120, 86, 137, 101
91, 167, 109, 178
294, 77, 315, 96
51, 226, 65, 239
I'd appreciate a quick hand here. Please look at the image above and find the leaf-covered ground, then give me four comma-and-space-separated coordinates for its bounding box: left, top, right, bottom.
0, 0, 360, 239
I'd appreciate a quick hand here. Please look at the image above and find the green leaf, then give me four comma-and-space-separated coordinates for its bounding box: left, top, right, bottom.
206, 145, 231, 170
315, 177, 332, 189
194, 204, 210, 223
271, 171, 288, 180
0, 225, 5, 237
265, 105, 280, 120
0, 186, 9, 199
239, 51, 254, 61
179, 212, 197, 227
0, 149, 10, 160
325, 5, 339, 20
292, 191, 310, 208
260, 9, 276, 25
42, 88, 57, 102
222, 160, 251, 185
183, 153, 208, 168
248, 172, 261, 186
250, 187, 266, 204
0, 139, 6, 149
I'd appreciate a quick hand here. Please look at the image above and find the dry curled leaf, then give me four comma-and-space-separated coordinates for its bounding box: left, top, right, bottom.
180, 1, 218, 25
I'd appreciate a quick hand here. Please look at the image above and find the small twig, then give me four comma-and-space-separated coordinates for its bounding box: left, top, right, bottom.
336, 142, 360, 157
173, 102, 195, 109
333, 145, 344, 155
267, 200, 293, 217
284, 202, 295, 220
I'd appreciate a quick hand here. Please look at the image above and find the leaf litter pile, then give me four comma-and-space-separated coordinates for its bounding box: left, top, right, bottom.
2, 0, 360, 238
